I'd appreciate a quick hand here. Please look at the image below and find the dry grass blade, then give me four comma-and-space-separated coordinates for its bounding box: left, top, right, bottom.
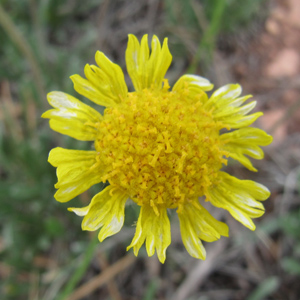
97, 252, 123, 300
67, 254, 136, 300
172, 239, 227, 300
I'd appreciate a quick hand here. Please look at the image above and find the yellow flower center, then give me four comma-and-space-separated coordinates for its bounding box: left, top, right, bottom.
95, 81, 228, 213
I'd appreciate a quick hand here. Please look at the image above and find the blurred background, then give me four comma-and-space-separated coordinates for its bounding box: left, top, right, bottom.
0, 0, 300, 299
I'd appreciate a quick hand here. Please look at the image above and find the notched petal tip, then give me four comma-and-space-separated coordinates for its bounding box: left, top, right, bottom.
53, 189, 74, 203
70, 53, 127, 107
68, 206, 89, 216
157, 253, 167, 264
75, 187, 128, 240
48, 147, 62, 166
178, 202, 228, 260
126, 33, 172, 91
69, 74, 78, 82
222, 224, 230, 238
173, 74, 214, 94
42, 92, 60, 118
213, 83, 242, 99
41, 111, 48, 119
207, 172, 269, 231
151, 34, 159, 47
253, 183, 271, 201
246, 222, 256, 231
263, 133, 273, 146
127, 205, 171, 263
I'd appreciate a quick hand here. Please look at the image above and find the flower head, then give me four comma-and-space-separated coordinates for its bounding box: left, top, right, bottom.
42, 34, 272, 263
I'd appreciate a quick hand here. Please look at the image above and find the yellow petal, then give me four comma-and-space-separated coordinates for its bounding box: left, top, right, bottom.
217, 103, 263, 129
203, 84, 263, 128
178, 210, 206, 259
68, 205, 90, 216
71, 52, 127, 107
207, 172, 270, 230
223, 127, 273, 146
126, 34, 172, 91
225, 111, 263, 129
178, 201, 228, 259
212, 83, 242, 101
42, 91, 102, 141
127, 205, 171, 263
226, 151, 259, 172
69, 186, 128, 241
221, 172, 270, 201
214, 101, 261, 128
194, 204, 229, 241
221, 128, 273, 171
173, 74, 214, 92
204, 84, 242, 110
48, 147, 102, 202
94, 52, 128, 99
214, 101, 257, 119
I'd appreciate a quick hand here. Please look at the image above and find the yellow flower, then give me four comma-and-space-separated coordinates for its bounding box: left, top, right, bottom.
42, 34, 272, 263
